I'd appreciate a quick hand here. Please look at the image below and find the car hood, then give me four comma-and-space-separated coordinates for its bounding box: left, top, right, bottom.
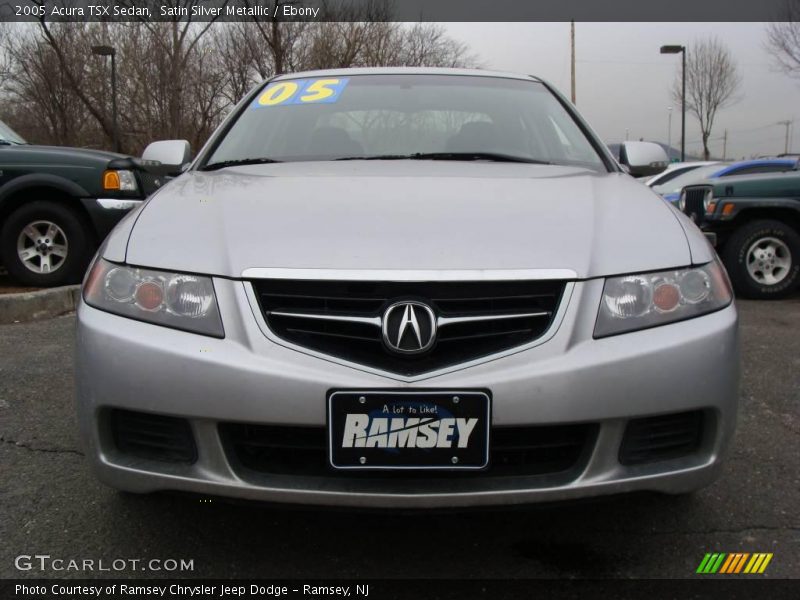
706, 171, 800, 198
3, 143, 128, 166
121, 161, 692, 279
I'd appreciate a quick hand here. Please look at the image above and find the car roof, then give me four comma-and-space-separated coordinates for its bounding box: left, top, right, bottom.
662, 161, 718, 171
693, 169, 800, 189
713, 158, 798, 176
271, 67, 542, 82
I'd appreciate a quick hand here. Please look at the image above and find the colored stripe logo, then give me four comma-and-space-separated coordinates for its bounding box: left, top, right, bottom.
696, 553, 773, 574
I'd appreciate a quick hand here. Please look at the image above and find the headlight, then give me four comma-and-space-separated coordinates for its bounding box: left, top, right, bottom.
103, 169, 139, 192
594, 260, 732, 338
83, 258, 224, 337
678, 192, 686, 211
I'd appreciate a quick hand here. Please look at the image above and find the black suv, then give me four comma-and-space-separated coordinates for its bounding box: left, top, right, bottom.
0, 120, 166, 287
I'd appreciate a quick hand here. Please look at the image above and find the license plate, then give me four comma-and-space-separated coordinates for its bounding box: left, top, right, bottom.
327, 390, 490, 470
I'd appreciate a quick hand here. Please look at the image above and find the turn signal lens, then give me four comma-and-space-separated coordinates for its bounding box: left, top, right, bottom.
653, 282, 680, 312
595, 260, 733, 337
103, 169, 138, 192
103, 170, 120, 190
83, 259, 224, 338
135, 281, 164, 311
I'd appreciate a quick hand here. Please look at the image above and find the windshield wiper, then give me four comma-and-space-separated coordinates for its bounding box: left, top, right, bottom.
334, 152, 550, 164
201, 157, 282, 171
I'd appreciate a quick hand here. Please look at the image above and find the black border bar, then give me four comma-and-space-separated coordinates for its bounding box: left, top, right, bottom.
3, 579, 800, 600
0, 0, 796, 23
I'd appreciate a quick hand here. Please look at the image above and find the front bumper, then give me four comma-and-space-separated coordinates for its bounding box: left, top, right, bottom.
75, 277, 739, 508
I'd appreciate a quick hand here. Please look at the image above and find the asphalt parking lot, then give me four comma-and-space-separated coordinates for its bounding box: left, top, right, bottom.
1, 298, 798, 580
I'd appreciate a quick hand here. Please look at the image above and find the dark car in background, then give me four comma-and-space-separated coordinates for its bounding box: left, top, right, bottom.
654, 158, 799, 204
680, 170, 800, 299
0, 120, 182, 287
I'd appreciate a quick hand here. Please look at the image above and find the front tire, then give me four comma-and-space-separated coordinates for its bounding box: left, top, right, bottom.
0, 201, 94, 287
722, 219, 800, 299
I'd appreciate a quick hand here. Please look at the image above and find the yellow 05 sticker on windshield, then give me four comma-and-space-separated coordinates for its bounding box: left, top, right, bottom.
252, 78, 350, 108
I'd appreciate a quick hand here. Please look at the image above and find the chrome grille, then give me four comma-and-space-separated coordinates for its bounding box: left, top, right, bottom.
251, 279, 566, 375
682, 185, 711, 224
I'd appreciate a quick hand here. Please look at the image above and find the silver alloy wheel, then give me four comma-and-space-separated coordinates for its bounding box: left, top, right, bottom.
745, 236, 792, 286
16, 220, 68, 274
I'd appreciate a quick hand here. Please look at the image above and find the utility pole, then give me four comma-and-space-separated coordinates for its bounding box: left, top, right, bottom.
570, 21, 576, 104
778, 120, 791, 154
722, 129, 727, 160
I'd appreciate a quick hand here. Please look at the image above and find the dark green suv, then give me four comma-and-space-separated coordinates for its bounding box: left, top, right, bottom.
680, 170, 800, 299
0, 120, 168, 287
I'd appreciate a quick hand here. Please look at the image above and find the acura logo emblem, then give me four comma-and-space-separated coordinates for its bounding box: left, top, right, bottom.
381, 301, 437, 354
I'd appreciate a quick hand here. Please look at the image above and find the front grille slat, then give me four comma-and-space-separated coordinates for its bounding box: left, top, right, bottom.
285, 328, 381, 342
437, 328, 536, 342
253, 279, 566, 375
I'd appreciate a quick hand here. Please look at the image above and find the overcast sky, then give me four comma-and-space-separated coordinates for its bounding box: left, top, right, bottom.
445, 22, 799, 159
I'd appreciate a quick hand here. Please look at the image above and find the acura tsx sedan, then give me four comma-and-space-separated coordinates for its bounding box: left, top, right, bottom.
76, 68, 739, 508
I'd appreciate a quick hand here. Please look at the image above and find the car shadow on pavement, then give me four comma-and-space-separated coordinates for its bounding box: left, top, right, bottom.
104, 488, 702, 578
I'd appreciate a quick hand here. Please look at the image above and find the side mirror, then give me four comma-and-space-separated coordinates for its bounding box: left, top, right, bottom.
142, 140, 191, 167
618, 141, 669, 177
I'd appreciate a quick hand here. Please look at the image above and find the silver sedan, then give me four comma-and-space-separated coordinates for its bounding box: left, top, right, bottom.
75, 68, 738, 508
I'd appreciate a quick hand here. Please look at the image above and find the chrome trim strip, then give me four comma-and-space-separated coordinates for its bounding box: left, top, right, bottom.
439, 311, 550, 326
266, 310, 551, 329
242, 268, 578, 281
268, 311, 381, 326
96, 199, 143, 210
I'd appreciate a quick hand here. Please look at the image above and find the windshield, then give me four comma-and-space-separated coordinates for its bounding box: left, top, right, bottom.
204, 74, 607, 171
0, 120, 27, 144
652, 164, 722, 194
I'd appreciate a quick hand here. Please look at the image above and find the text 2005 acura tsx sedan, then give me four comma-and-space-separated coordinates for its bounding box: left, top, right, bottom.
76, 68, 739, 508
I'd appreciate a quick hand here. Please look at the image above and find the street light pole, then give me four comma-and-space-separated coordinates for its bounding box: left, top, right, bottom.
660, 45, 686, 161
91, 45, 119, 153
110, 50, 119, 153
667, 107, 673, 159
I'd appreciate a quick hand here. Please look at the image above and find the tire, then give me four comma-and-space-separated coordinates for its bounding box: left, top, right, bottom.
0, 200, 94, 287
721, 219, 800, 299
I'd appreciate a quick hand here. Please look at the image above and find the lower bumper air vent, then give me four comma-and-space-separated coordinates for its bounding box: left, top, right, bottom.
110, 409, 197, 464
619, 410, 704, 466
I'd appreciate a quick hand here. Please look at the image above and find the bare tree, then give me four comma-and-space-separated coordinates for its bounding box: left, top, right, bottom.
2, 23, 109, 147
1, 9, 479, 153
765, 0, 800, 80
673, 37, 741, 160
